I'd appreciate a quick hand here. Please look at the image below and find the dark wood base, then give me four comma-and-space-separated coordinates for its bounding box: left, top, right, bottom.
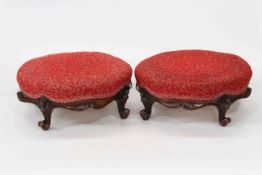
136, 84, 251, 126
17, 83, 131, 130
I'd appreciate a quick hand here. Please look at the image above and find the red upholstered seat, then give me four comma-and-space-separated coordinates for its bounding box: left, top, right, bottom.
17, 52, 132, 103
135, 50, 252, 101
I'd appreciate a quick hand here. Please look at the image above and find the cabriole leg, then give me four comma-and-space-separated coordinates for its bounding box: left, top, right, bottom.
37, 97, 54, 130
137, 86, 154, 120
116, 84, 131, 119
217, 95, 232, 127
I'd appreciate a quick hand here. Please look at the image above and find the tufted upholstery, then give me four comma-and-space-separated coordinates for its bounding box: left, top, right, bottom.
17, 52, 132, 103
135, 50, 252, 101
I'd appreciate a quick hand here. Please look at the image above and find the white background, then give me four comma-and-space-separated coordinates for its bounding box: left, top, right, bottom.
0, 0, 262, 174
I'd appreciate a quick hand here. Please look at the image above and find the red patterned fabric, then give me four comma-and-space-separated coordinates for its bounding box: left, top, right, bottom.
135, 50, 252, 100
17, 52, 132, 103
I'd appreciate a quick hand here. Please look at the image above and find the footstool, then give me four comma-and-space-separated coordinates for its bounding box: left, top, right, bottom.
17, 52, 132, 130
135, 50, 252, 126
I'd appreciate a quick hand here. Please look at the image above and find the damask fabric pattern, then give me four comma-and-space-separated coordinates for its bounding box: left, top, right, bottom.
17, 52, 132, 103
135, 50, 252, 101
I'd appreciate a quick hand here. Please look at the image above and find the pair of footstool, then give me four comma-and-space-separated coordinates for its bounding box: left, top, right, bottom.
17, 50, 252, 130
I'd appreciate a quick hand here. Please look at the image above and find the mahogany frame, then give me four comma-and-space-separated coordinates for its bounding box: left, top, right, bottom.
17, 83, 131, 130
136, 84, 251, 126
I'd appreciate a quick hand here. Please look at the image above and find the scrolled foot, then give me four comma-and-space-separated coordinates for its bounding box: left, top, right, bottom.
17, 91, 28, 102
219, 117, 231, 127
119, 108, 130, 119
244, 87, 252, 98
140, 109, 151, 120
38, 120, 50, 130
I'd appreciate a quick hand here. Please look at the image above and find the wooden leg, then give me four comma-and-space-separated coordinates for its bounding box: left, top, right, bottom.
17, 92, 54, 130
115, 85, 131, 119
217, 95, 232, 127
137, 86, 154, 120
37, 97, 54, 130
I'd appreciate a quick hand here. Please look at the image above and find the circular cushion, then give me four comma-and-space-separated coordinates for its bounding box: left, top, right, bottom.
135, 50, 252, 101
17, 52, 132, 103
